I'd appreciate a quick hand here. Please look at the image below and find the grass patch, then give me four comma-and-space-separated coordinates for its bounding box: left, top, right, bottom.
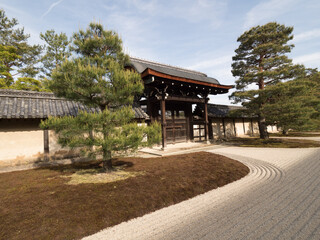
62, 168, 145, 185
269, 132, 320, 137
226, 137, 320, 148
0, 152, 249, 240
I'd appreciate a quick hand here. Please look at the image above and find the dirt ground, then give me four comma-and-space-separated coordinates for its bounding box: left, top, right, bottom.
0, 152, 249, 240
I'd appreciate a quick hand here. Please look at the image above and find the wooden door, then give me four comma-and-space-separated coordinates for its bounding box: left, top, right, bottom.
193, 124, 206, 141
165, 110, 187, 143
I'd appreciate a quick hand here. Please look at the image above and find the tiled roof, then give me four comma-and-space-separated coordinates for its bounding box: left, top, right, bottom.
195, 103, 250, 118
0, 89, 149, 120
129, 57, 221, 85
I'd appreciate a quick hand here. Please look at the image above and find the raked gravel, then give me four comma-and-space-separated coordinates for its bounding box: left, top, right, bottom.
83, 146, 320, 240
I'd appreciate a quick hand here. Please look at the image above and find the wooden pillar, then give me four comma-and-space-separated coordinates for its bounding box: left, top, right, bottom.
251, 118, 254, 136
172, 110, 175, 144
208, 119, 213, 140
233, 118, 237, 137
242, 118, 246, 135
160, 95, 167, 149
147, 100, 153, 122
185, 104, 191, 142
44, 129, 49, 159
204, 98, 209, 142
222, 118, 226, 138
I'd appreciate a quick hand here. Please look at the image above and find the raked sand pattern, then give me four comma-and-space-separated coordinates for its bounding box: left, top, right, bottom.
83, 147, 320, 240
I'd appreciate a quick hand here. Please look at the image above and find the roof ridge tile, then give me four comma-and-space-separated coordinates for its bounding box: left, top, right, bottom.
130, 56, 207, 77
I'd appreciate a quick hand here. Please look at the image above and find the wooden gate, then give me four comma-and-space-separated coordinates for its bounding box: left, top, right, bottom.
192, 124, 206, 141
165, 110, 187, 143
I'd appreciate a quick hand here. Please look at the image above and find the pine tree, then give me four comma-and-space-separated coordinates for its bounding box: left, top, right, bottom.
0, 45, 20, 88
230, 22, 304, 139
0, 9, 43, 87
11, 77, 48, 92
42, 23, 161, 170
259, 71, 319, 133
40, 30, 71, 78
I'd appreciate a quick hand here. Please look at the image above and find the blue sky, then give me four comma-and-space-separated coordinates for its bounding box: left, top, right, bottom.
1, 0, 320, 105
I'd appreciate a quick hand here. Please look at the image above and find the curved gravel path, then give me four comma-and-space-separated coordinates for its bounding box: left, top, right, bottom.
83, 147, 320, 240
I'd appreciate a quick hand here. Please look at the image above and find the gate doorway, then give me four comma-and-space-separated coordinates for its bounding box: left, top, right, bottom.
165, 109, 187, 143
193, 124, 206, 141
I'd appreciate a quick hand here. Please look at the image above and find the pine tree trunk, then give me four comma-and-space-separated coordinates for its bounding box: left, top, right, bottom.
102, 150, 113, 171
101, 113, 113, 171
258, 116, 269, 139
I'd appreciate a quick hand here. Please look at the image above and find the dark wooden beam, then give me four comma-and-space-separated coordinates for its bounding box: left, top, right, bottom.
146, 100, 154, 122
233, 118, 237, 137
222, 118, 226, 138
204, 98, 209, 142
251, 118, 254, 136
208, 119, 213, 140
144, 95, 206, 104
160, 95, 167, 149
186, 104, 192, 141
242, 118, 246, 135
166, 96, 205, 103
44, 129, 49, 154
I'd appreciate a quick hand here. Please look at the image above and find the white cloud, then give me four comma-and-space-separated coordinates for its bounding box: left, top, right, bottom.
0, 3, 26, 15
124, 0, 227, 28
294, 29, 320, 42
185, 53, 235, 86
127, 0, 158, 13
293, 52, 320, 65
167, 0, 227, 28
41, 0, 64, 19
244, 0, 300, 29
103, 12, 159, 60
209, 93, 236, 105
187, 55, 231, 70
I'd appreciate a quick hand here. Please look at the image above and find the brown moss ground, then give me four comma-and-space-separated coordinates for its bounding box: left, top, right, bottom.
0, 152, 249, 240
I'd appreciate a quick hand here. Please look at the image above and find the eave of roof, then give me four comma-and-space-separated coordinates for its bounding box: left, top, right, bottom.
0, 89, 149, 120
129, 57, 233, 89
141, 68, 233, 90
195, 103, 255, 118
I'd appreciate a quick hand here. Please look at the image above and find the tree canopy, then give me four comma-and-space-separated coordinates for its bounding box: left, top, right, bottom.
42, 22, 161, 170
0, 9, 42, 87
0, 9, 44, 90
259, 71, 320, 133
230, 22, 305, 138
40, 29, 71, 78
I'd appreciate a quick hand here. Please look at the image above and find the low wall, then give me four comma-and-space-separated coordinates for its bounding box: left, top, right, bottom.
0, 119, 150, 169
211, 117, 264, 139
0, 119, 76, 168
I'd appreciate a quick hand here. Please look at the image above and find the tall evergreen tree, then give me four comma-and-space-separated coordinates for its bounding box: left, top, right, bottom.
40, 30, 71, 78
42, 23, 161, 170
0, 9, 43, 87
230, 22, 304, 139
11, 77, 48, 92
259, 71, 319, 133
0, 45, 20, 88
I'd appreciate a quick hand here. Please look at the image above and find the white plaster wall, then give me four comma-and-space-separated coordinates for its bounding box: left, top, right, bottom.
0, 119, 69, 167
224, 119, 235, 138
49, 130, 62, 152
267, 125, 278, 133
235, 119, 245, 136
211, 118, 277, 139
211, 119, 224, 139
243, 120, 253, 136
0, 129, 43, 161
252, 121, 260, 135
0, 119, 150, 168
